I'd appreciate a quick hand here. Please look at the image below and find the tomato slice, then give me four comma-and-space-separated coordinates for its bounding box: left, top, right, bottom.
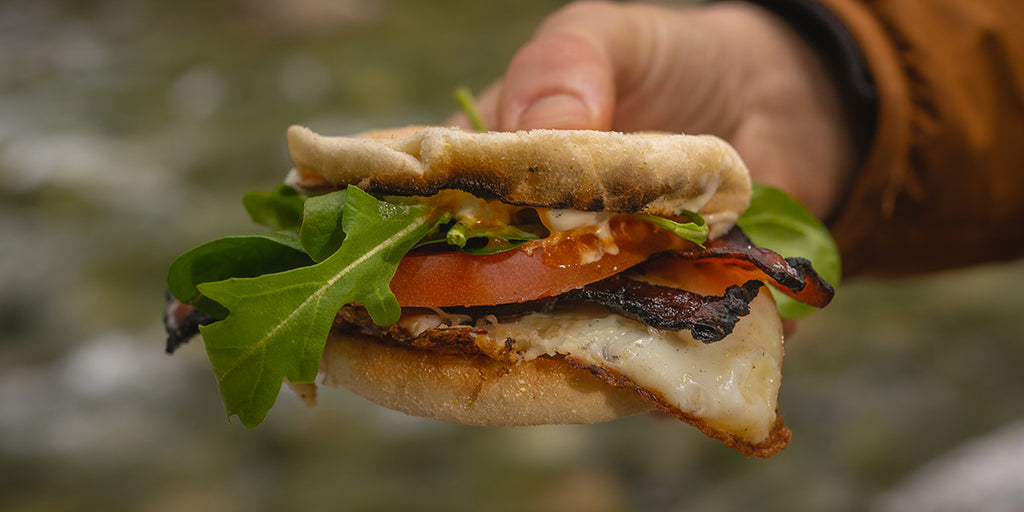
391, 216, 693, 307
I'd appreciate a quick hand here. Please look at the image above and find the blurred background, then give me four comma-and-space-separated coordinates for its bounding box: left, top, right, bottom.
2, 0, 1023, 510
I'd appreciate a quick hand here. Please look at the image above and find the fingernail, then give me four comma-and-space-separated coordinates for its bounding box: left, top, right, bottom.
517, 94, 592, 130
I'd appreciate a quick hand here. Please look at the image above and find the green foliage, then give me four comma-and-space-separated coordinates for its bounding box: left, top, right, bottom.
637, 211, 709, 248
737, 184, 842, 318
416, 221, 544, 254
299, 189, 349, 262
242, 184, 305, 230
166, 231, 312, 318
453, 86, 489, 132
194, 187, 445, 427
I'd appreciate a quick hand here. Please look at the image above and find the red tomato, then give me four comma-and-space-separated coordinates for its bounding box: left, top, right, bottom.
390, 216, 693, 307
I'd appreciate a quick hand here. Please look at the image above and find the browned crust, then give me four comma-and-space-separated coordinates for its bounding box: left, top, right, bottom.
285, 125, 752, 238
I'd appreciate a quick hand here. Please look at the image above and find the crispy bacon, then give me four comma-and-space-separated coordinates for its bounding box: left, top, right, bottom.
675, 227, 834, 308
544, 227, 833, 341
567, 277, 764, 343
164, 293, 214, 354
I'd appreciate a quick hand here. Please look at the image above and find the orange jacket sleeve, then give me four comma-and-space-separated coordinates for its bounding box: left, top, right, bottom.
811, 0, 1024, 277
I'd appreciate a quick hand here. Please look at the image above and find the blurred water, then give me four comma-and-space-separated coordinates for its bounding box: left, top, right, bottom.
2, 1, 1023, 511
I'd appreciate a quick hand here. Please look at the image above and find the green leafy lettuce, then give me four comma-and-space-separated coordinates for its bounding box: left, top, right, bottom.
181, 186, 447, 427
242, 184, 305, 230
298, 189, 350, 262
637, 211, 709, 248
454, 86, 488, 133
416, 221, 545, 255
166, 232, 312, 319
737, 183, 841, 318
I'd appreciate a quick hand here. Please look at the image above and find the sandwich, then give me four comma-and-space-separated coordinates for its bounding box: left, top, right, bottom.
164, 125, 836, 458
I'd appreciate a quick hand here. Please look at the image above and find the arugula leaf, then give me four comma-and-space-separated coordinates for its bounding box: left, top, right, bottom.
737, 183, 841, 318
442, 222, 544, 254
196, 186, 445, 427
638, 211, 709, 247
299, 189, 348, 262
242, 184, 305, 230
454, 86, 488, 132
166, 231, 312, 318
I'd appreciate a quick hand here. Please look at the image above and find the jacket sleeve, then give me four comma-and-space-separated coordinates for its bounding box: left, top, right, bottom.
806, 0, 1024, 277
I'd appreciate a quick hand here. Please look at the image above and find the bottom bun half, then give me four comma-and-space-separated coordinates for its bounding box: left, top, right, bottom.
319, 331, 654, 426
314, 289, 791, 457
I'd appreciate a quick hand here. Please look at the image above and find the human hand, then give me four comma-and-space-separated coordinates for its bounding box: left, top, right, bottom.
447, 1, 857, 220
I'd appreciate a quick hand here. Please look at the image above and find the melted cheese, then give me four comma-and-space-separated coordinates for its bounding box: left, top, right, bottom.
539, 208, 615, 233
484, 292, 784, 443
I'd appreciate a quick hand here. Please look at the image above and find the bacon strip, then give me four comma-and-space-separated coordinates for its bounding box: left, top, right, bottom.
568, 277, 764, 343
676, 227, 835, 308
164, 294, 215, 354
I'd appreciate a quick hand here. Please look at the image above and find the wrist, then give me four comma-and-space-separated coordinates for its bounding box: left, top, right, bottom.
700, 1, 859, 220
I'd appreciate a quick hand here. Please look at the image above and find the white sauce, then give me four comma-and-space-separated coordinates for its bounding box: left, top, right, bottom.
540, 209, 616, 233
432, 191, 625, 264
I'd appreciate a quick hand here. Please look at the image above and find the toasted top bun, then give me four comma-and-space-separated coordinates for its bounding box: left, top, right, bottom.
286, 125, 751, 238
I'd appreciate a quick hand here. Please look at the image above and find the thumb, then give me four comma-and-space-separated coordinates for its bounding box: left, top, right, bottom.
517, 93, 594, 131
496, 7, 620, 131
